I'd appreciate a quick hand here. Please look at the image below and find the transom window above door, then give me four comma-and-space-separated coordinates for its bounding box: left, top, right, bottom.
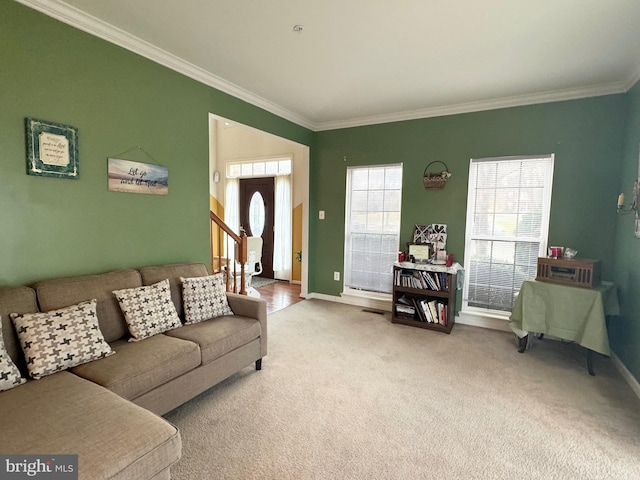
227, 158, 291, 178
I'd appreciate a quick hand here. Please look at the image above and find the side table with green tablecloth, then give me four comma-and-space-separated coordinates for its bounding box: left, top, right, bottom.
509, 280, 619, 373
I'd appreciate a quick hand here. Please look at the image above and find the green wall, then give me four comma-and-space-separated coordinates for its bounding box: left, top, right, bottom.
0, 1, 312, 285
2, 1, 638, 384
612, 81, 640, 382
311, 97, 626, 295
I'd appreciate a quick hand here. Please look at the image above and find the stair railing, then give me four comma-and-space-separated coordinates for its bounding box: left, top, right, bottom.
210, 210, 247, 295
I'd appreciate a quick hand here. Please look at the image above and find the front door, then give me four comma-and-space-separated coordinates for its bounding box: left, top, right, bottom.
240, 177, 275, 278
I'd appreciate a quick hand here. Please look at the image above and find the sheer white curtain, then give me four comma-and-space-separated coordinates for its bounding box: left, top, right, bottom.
224, 177, 240, 262
273, 174, 292, 280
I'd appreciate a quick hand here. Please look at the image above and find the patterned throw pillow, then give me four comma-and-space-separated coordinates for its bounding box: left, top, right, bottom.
0, 318, 26, 391
113, 279, 182, 341
10, 300, 114, 380
180, 273, 234, 324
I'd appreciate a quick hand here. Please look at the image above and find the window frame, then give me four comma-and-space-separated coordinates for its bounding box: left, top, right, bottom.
462, 154, 554, 317
343, 163, 403, 297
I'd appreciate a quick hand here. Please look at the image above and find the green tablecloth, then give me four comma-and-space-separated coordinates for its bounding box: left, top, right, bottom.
508, 280, 619, 356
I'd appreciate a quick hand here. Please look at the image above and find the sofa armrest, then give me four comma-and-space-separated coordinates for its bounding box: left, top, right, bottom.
226, 293, 267, 357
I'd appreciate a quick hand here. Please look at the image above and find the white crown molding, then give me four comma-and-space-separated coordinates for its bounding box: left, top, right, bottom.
15, 0, 316, 131
315, 82, 629, 131
15, 0, 640, 133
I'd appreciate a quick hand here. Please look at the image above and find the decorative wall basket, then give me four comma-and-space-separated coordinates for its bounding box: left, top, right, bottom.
423, 161, 451, 190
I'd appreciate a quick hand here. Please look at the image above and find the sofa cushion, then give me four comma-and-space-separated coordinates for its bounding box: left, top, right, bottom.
10, 299, 115, 379
181, 273, 233, 324
165, 315, 260, 365
0, 286, 39, 375
113, 279, 182, 341
71, 333, 200, 400
139, 263, 209, 319
33, 269, 142, 343
0, 319, 25, 391
0, 371, 181, 479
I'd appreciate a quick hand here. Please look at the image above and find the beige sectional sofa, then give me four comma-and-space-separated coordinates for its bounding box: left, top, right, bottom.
0, 262, 267, 479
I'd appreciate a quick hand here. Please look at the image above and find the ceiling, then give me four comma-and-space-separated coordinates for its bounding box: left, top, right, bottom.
19, 0, 640, 131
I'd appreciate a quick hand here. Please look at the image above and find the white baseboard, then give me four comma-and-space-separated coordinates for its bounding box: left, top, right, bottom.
611, 353, 640, 401
306, 294, 514, 329
455, 311, 511, 332
306, 292, 392, 312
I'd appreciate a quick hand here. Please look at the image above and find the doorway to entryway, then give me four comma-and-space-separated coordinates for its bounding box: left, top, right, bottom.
208, 113, 310, 297
240, 177, 275, 278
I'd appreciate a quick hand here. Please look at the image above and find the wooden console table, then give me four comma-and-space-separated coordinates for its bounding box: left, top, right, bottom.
508, 280, 619, 375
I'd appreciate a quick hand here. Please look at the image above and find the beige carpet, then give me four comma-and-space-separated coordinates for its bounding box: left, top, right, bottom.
164, 299, 640, 479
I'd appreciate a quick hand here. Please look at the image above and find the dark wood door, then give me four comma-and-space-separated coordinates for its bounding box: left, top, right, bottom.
240, 177, 275, 278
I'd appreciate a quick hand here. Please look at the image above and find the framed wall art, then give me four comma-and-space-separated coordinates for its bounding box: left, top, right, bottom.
108, 157, 169, 195
408, 243, 432, 263
25, 117, 79, 179
412, 223, 447, 250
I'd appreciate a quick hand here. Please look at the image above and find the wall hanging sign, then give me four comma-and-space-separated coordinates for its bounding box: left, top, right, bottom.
25, 117, 79, 179
108, 157, 168, 195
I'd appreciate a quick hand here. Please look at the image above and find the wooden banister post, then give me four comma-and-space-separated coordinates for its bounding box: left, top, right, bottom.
238, 230, 248, 295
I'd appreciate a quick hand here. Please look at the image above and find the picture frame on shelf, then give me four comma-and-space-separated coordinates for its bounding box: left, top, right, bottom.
408, 243, 431, 263
412, 224, 430, 244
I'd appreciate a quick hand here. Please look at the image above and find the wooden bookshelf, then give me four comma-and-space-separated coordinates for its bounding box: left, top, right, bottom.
391, 262, 460, 334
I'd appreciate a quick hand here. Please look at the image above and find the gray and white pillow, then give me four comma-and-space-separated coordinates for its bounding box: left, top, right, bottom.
181, 273, 234, 324
113, 279, 182, 341
10, 300, 114, 380
0, 318, 26, 391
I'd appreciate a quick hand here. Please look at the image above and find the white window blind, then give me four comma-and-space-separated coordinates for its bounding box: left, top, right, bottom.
463, 155, 554, 313
344, 164, 403, 294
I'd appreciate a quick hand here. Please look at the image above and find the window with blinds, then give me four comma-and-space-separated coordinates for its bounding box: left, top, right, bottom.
344, 164, 403, 294
463, 155, 554, 313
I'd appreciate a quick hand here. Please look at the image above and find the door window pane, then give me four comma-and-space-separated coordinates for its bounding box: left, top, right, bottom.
249, 191, 265, 237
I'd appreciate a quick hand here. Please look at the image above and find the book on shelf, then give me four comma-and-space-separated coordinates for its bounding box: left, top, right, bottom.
394, 269, 445, 291
422, 272, 437, 290
413, 298, 427, 322
438, 302, 447, 326
413, 299, 449, 325
435, 273, 442, 290
395, 304, 415, 315
395, 298, 416, 319
427, 300, 439, 324
413, 272, 427, 289
415, 299, 431, 323
396, 295, 413, 306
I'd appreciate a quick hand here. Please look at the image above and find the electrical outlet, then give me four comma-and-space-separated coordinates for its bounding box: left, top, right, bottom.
333, 271, 340, 281
319, 210, 325, 220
